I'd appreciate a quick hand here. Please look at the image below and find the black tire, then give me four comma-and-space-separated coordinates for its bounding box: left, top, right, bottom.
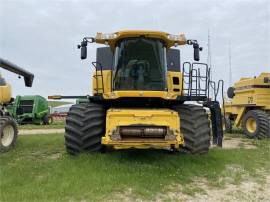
0, 116, 18, 153
42, 114, 50, 125
223, 116, 232, 133
242, 110, 270, 139
64, 103, 105, 155
173, 104, 211, 154
48, 116, 53, 124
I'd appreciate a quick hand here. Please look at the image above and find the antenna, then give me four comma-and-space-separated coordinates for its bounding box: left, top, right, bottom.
207, 29, 212, 80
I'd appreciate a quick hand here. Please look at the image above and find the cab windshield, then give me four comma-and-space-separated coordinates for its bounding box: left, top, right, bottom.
113, 38, 167, 91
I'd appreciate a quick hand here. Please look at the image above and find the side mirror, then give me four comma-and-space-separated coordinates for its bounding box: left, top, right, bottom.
78, 41, 88, 60
81, 46, 87, 60
193, 43, 202, 61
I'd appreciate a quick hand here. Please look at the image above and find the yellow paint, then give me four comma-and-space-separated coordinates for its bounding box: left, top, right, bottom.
246, 117, 257, 133
0, 84, 12, 104
233, 107, 246, 127
92, 70, 183, 100
167, 71, 183, 96
224, 72, 270, 127
92, 70, 112, 95
101, 108, 184, 150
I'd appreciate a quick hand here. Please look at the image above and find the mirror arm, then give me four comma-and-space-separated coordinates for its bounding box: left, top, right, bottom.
77, 37, 95, 49
77, 37, 95, 60
187, 39, 203, 61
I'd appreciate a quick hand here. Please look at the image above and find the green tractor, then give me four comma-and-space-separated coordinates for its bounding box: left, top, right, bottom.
7, 95, 50, 125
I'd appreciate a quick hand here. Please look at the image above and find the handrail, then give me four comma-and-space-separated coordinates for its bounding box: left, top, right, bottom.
92, 62, 104, 94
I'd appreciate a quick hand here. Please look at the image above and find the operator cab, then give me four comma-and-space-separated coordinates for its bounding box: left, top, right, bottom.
78, 31, 203, 97
113, 38, 167, 91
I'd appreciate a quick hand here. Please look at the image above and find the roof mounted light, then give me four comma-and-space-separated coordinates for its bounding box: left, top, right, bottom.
96, 33, 117, 40
167, 34, 185, 41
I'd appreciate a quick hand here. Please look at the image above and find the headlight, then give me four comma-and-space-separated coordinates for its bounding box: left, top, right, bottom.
167, 34, 186, 46
96, 33, 117, 40
167, 34, 181, 41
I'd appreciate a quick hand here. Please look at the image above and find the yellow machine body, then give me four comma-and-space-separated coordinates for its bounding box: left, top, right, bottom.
92, 70, 183, 100
224, 72, 270, 127
102, 108, 183, 149
92, 31, 186, 149
91, 30, 186, 100
55, 30, 218, 155
0, 83, 12, 104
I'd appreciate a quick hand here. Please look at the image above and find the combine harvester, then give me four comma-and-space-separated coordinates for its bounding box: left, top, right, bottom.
0, 58, 34, 152
50, 30, 224, 155
224, 73, 270, 138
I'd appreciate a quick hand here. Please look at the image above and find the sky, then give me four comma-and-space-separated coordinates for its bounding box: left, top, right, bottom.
0, 0, 269, 100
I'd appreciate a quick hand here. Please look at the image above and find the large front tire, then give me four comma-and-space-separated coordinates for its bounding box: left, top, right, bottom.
64, 103, 105, 155
0, 116, 18, 153
173, 105, 211, 154
242, 110, 270, 139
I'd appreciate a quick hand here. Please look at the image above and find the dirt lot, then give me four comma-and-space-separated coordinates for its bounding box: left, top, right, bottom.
110, 174, 270, 201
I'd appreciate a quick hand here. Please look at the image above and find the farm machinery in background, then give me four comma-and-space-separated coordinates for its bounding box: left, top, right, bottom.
6, 95, 51, 125
50, 30, 225, 155
0, 58, 34, 152
224, 73, 270, 138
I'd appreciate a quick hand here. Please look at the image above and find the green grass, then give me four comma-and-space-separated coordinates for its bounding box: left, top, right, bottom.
48, 101, 72, 107
0, 134, 269, 202
18, 122, 65, 130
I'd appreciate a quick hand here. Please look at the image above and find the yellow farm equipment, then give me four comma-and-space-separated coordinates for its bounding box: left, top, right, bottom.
224, 73, 270, 138
0, 58, 34, 152
50, 30, 224, 155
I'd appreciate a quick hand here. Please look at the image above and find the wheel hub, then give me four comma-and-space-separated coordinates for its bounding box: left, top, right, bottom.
1, 125, 15, 147
246, 117, 257, 133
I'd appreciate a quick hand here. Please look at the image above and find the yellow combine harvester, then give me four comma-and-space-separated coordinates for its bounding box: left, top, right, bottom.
0, 58, 34, 152
50, 30, 224, 155
224, 73, 270, 138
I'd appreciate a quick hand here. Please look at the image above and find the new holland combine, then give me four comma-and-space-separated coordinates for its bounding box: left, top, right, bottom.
0, 58, 34, 152
224, 73, 270, 138
50, 30, 224, 155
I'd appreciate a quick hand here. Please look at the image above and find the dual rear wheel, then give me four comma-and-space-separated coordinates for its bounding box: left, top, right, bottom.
64, 103, 211, 155
64, 103, 105, 155
173, 104, 211, 154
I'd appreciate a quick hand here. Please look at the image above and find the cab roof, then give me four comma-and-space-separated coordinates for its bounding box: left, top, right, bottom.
94, 30, 187, 48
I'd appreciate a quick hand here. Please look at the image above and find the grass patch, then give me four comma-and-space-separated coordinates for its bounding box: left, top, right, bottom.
18, 122, 65, 130
0, 134, 269, 201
